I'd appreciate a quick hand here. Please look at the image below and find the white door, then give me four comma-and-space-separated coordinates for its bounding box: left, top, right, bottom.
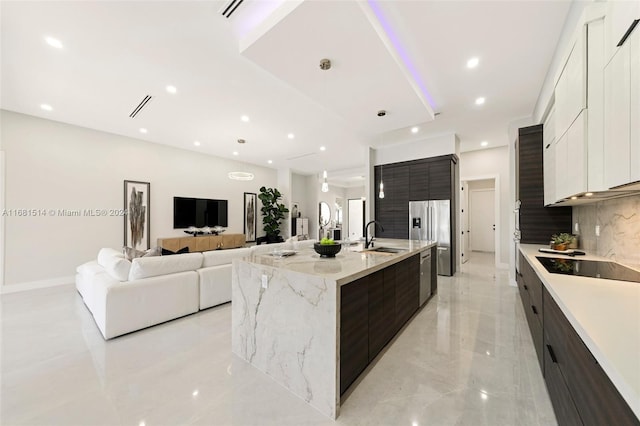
470, 189, 495, 252
461, 181, 469, 263
348, 199, 364, 240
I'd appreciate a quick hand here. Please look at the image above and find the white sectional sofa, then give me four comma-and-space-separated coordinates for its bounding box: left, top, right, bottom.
76, 240, 316, 339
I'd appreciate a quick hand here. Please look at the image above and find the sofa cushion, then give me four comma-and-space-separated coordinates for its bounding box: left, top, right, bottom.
76, 260, 103, 277
97, 248, 131, 282
128, 252, 203, 281
202, 247, 252, 268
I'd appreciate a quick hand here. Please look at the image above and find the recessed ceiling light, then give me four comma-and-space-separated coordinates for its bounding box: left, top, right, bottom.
585, 192, 593, 197
139, 128, 148, 134
194, 141, 201, 146
287, 133, 295, 139
241, 115, 249, 122
467, 57, 479, 69
320, 146, 326, 151
268, 160, 273, 164
44, 36, 63, 49
192, 390, 199, 397
411, 126, 419, 134
475, 97, 486, 105
232, 151, 239, 156
40, 104, 53, 111
481, 141, 488, 147
166, 85, 177, 94
571, 196, 578, 200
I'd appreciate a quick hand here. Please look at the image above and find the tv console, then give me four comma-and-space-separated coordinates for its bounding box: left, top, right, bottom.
158, 234, 245, 252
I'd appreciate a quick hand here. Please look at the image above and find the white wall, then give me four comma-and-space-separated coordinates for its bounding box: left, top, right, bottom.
1, 110, 277, 286
460, 146, 511, 267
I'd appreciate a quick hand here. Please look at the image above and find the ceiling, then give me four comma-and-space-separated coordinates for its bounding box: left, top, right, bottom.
0, 0, 572, 186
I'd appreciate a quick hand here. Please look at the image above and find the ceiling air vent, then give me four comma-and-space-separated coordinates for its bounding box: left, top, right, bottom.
129, 95, 152, 118
219, 0, 244, 18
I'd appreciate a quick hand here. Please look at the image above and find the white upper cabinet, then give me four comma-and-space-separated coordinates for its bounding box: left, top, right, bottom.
543, 108, 556, 206
555, 110, 588, 201
550, 17, 604, 203
604, 0, 640, 63
555, 27, 587, 140
603, 15, 639, 189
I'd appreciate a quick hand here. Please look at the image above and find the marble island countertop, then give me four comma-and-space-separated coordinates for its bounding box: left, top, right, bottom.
519, 244, 640, 418
243, 238, 436, 285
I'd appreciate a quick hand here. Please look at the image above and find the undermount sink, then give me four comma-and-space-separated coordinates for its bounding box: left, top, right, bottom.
366, 247, 407, 254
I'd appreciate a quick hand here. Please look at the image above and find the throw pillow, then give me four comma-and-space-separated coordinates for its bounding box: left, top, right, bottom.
143, 247, 161, 257
123, 246, 146, 261
161, 246, 189, 256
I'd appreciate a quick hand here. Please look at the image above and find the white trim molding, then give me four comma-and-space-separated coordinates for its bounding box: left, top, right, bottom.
0, 276, 74, 295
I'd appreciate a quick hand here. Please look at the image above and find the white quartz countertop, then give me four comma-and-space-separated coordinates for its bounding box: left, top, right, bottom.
243, 239, 436, 285
519, 244, 640, 418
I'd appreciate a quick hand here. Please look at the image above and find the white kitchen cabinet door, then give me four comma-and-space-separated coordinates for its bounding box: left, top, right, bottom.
555, 132, 569, 200
566, 30, 587, 122
630, 25, 640, 183
604, 1, 640, 63
555, 60, 569, 140
566, 110, 588, 197
604, 42, 631, 189
544, 138, 556, 205
543, 107, 556, 205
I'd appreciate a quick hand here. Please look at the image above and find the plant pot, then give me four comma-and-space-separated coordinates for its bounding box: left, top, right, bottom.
554, 243, 567, 251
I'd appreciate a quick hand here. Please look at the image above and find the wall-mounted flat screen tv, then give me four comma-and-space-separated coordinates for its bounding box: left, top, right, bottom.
173, 197, 228, 228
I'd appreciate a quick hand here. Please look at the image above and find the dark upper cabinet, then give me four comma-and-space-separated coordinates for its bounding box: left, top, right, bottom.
409, 162, 429, 200
375, 155, 457, 242
428, 160, 452, 200
517, 125, 572, 244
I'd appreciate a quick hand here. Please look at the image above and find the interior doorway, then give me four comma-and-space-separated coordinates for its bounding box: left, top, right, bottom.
460, 176, 499, 267
470, 188, 495, 252
347, 198, 365, 240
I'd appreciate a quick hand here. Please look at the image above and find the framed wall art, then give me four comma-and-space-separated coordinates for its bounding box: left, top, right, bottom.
124, 180, 150, 250
244, 192, 257, 243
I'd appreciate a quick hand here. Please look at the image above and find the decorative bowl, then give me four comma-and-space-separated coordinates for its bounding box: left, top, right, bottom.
314, 242, 342, 258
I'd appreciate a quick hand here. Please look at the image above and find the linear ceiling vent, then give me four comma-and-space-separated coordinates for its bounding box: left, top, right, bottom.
219, 0, 244, 18
129, 95, 152, 118
286, 152, 316, 161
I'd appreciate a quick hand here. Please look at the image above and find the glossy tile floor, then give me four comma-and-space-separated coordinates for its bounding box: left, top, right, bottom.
1, 252, 557, 425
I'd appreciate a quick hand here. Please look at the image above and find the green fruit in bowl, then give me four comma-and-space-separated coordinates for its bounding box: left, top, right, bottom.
320, 238, 335, 245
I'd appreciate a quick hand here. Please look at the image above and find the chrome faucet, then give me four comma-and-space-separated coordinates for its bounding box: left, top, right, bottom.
364, 220, 384, 249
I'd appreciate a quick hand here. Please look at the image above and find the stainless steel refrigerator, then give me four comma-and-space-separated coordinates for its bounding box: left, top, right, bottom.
409, 200, 452, 276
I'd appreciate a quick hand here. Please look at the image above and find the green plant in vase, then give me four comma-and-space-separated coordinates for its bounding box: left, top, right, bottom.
551, 233, 573, 251
258, 186, 289, 244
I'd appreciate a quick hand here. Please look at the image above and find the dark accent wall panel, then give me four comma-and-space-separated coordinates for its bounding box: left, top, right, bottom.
517, 125, 572, 244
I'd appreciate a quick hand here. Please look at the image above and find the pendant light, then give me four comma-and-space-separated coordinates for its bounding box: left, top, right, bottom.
322, 170, 329, 193
378, 165, 385, 198
319, 58, 331, 194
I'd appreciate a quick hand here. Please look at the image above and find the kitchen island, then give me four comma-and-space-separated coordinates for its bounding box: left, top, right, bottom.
231, 239, 436, 419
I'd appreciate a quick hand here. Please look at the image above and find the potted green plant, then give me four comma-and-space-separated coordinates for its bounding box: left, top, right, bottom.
551, 233, 573, 251
258, 186, 289, 244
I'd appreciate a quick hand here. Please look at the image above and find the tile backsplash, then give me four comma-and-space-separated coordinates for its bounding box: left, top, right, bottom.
573, 194, 640, 268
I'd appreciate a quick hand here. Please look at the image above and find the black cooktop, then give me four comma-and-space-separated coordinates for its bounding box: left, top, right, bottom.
536, 257, 640, 283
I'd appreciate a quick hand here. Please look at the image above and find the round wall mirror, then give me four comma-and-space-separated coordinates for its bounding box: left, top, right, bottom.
319, 202, 331, 227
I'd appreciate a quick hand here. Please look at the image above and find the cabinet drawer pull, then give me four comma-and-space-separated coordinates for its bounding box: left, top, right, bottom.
524, 284, 528, 290
531, 305, 538, 315
545, 143, 551, 149
617, 19, 639, 47
546, 344, 558, 363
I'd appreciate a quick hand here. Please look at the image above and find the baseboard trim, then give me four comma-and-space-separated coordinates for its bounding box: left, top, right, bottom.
1, 276, 74, 294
